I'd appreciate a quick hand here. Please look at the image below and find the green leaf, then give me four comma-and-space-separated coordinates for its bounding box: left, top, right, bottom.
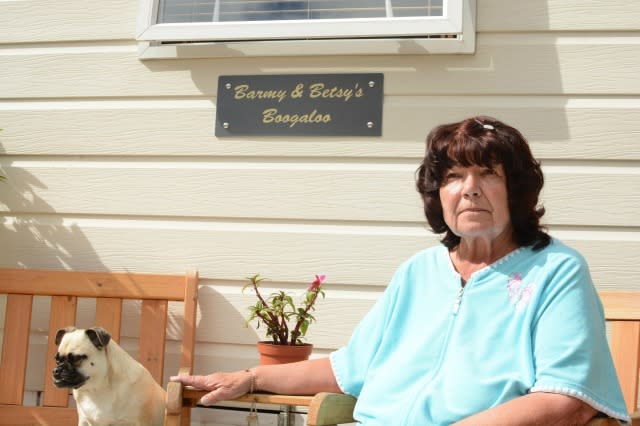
300, 320, 309, 336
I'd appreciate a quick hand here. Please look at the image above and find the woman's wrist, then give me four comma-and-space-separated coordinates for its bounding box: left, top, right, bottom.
245, 368, 256, 394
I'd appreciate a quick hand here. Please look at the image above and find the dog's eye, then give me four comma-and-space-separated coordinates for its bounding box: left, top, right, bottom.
67, 353, 87, 365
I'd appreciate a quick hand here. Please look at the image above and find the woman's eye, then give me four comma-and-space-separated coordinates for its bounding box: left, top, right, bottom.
482, 168, 498, 176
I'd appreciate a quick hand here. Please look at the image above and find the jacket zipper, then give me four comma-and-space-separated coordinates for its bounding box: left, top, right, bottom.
405, 283, 468, 424
452, 286, 465, 315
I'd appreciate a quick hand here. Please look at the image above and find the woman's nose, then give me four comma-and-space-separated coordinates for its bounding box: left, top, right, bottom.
462, 174, 481, 197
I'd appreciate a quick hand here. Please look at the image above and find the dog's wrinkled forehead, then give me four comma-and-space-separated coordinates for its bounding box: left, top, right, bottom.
56, 327, 111, 354
57, 329, 100, 355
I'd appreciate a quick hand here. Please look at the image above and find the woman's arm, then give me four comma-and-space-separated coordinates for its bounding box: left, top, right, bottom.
170, 357, 341, 406
453, 392, 598, 426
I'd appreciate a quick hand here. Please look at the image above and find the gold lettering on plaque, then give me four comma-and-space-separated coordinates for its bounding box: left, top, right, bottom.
291, 83, 305, 99
308, 83, 362, 102
234, 84, 288, 103
262, 108, 332, 128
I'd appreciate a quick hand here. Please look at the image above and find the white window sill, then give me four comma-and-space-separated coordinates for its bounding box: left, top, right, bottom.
138, 36, 474, 60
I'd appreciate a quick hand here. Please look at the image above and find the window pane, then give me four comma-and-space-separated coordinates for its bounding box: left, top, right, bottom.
157, 0, 444, 24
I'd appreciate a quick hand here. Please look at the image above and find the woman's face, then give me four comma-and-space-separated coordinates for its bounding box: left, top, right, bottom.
439, 163, 512, 242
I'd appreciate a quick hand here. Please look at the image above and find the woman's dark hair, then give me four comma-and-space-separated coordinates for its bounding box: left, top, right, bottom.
416, 115, 550, 250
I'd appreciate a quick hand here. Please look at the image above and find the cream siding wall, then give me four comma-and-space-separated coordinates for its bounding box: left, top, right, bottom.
1, 0, 639, 422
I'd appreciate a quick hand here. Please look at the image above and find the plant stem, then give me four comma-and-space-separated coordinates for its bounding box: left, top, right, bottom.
290, 289, 319, 344
250, 276, 281, 340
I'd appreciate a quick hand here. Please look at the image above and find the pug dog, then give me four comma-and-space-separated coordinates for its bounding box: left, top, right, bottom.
53, 326, 166, 426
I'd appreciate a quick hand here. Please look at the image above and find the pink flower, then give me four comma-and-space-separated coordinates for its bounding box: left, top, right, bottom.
308, 274, 326, 291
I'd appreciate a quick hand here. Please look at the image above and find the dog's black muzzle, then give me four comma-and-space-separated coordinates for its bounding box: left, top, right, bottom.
52, 365, 87, 389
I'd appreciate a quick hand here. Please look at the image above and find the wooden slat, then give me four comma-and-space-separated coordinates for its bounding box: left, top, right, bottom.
43, 295, 77, 407
0, 269, 185, 300
609, 321, 640, 414
181, 271, 199, 371
182, 387, 315, 408
180, 273, 198, 426
600, 292, 640, 320
95, 298, 123, 343
0, 405, 78, 425
0, 294, 33, 405
138, 299, 168, 384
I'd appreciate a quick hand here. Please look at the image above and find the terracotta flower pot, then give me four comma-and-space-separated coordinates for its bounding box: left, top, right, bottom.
256, 341, 313, 365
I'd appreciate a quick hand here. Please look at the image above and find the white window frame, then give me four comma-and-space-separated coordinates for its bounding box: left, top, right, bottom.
137, 0, 476, 59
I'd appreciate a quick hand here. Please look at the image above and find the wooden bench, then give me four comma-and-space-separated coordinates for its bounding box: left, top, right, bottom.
169, 291, 640, 426
0, 268, 199, 426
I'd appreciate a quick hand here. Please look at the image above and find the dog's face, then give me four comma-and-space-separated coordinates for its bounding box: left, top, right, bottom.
52, 327, 111, 389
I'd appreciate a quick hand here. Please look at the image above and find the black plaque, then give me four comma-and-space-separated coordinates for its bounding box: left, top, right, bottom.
215, 73, 383, 137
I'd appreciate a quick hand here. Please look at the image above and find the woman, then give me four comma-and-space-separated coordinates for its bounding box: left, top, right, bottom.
171, 116, 630, 425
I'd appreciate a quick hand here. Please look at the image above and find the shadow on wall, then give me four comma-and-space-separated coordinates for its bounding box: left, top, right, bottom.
0, 143, 106, 272
192, 285, 263, 373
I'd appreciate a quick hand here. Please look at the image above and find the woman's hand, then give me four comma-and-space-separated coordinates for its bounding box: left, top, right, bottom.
170, 370, 252, 406
170, 358, 341, 406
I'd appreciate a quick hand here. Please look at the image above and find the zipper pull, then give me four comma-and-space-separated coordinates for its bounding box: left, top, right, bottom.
452, 287, 465, 315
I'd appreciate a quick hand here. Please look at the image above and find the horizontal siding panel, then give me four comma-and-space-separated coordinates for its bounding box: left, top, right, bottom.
0, 0, 136, 43
1, 98, 640, 160
0, 162, 422, 222
479, 1, 640, 32
541, 170, 640, 228
2, 37, 640, 98
0, 163, 637, 226
0, 219, 638, 289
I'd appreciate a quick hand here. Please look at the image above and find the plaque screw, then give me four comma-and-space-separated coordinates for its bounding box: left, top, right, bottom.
223, 122, 230, 129
366, 121, 374, 128
368, 81, 375, 88
225, 83, 231, 89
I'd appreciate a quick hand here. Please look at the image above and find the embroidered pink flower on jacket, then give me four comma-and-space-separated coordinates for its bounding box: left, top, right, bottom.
507, 272, 538, 312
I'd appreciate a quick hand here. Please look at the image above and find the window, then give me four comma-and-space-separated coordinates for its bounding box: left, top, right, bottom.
137, 0, 476, 58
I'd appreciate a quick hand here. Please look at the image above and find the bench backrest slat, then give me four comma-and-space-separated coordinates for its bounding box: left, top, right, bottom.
95, 297, 123, 343
600, 291, 640, 413
43, 295, 78, 407
609, 320, 640, 413
0, 294, 33, 405
181, 271, 199, 371
0, 269, 185, 300
138, 299, 169, 384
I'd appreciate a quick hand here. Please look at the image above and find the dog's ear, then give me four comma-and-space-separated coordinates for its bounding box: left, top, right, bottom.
55, 326, 77, 345
86, 327, 111, 350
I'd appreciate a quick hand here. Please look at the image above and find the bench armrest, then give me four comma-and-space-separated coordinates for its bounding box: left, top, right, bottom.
164, 367, 191, 426
307, 392, 356, 426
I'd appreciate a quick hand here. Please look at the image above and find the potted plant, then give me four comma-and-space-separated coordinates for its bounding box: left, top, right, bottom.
243, 273, 326, 364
